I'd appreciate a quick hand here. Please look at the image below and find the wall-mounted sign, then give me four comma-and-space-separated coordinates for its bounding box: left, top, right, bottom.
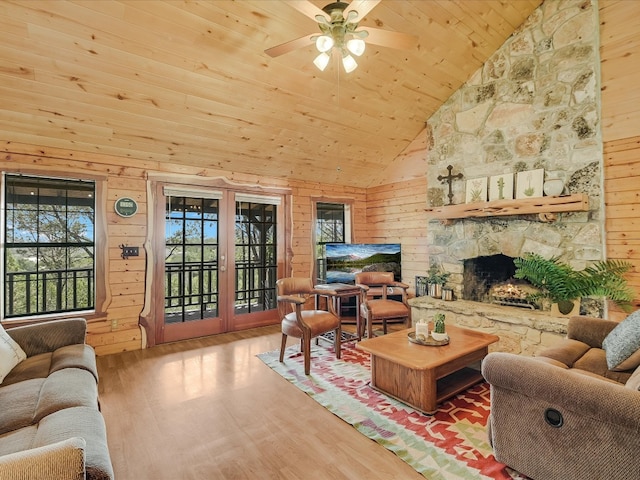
114, 197, 138, 218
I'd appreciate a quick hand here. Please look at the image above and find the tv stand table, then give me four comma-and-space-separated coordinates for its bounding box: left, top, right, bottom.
314, 283, 362, 341
356, 325, 499, 414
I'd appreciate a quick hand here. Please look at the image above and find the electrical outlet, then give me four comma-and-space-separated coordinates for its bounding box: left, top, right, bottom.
111, 319, 118, 330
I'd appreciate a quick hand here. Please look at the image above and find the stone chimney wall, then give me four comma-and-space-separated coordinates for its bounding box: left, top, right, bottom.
424, 0, 603, 300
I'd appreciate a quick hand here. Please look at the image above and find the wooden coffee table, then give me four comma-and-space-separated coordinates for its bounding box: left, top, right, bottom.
356, 325, 499, 414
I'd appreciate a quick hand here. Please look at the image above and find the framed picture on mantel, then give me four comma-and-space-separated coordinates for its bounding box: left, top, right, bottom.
489, 173, 514, 201
516, 169, 544, 199
465, 177, 488, 203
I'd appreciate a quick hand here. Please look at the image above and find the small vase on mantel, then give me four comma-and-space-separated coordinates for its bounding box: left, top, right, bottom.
543, 178, 564, 196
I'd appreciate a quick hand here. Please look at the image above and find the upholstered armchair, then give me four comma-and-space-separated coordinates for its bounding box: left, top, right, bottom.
482, 314, 640, 480
355, 272, 410, 338
276, 277, 341, 375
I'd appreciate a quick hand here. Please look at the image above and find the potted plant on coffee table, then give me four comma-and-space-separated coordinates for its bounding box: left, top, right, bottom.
513, 253, 634, 315
431, 313, 448, 341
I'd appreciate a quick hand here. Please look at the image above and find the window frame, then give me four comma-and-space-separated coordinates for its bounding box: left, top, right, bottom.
312, 199, 353, 283
1, 171, 107, 324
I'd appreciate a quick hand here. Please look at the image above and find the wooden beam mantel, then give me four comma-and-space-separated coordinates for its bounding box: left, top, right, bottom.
425, 194, 589, 224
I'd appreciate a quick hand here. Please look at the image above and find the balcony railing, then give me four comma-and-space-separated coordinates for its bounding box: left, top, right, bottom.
4, 267, 94, 317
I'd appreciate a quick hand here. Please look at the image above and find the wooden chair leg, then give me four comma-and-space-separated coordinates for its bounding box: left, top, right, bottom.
334, 326, 341, 359
279, 333, 287, 362
383, 319, 388, 335
303, 334, 311, 375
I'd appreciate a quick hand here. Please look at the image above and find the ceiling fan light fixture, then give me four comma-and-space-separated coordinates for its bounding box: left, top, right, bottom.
315, 35, 334, 53
313, 52, 331, 71
342, 53, 357, 73
346, 38, 366, 56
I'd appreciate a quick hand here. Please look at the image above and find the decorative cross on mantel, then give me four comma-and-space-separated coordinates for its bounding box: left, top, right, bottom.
437, 165, 463, 206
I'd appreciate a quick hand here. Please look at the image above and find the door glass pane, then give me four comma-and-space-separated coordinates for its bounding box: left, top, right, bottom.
165, 196, 219, 323
234, 201, 277, 314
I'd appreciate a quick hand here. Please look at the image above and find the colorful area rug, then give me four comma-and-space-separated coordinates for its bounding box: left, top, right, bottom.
257, 341, 527, 480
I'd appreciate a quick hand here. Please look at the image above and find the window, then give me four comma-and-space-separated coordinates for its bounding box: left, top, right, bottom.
3, 174, 95, 318
315, 202, 349, 283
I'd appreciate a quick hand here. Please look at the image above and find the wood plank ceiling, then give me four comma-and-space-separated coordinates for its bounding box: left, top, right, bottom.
0, 0, 542, 188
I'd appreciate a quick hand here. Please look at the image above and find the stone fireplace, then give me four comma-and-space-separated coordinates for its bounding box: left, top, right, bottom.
411, 1, 604, 355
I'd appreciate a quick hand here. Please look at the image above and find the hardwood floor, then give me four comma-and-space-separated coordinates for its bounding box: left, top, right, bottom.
96, 324, 423, 479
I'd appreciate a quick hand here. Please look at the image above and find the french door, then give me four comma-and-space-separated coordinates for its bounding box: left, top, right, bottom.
156, 185, 284, 344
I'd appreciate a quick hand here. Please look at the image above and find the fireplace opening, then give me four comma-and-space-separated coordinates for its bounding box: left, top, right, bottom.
463, 254, 538, 308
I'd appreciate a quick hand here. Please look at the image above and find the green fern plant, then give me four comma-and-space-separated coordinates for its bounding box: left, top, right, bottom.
513, 253, 634, 312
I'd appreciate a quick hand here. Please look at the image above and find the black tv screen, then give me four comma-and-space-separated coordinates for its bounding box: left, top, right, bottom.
325, 243, 401, 284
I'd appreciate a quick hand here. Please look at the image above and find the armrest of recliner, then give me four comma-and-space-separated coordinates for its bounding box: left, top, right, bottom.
6, 318, 87, 358
482, 352, 640, 426
566, 315, 618, 348
0, 437, 86, 480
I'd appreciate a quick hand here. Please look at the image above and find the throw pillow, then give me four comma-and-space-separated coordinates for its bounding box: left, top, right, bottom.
0, 323, 27, 383
602, 310, 640, 371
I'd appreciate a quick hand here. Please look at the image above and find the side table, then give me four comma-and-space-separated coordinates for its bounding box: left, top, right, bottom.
314, 283, 362, 341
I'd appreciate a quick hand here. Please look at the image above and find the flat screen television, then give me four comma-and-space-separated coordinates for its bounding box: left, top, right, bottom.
324, 243, 401, 284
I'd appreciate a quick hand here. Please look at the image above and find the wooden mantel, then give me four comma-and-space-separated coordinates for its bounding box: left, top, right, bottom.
425, 194, 589, 224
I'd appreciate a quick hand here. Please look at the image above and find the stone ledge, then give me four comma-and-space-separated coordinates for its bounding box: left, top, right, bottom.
409, 296, 569, 356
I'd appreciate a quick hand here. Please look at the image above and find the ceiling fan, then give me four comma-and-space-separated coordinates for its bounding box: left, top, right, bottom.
265, 0, 418, 73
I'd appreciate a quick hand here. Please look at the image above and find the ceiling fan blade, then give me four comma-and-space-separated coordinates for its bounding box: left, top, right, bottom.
284, 0, 330, 22
344, 0, 381, 22
363, 26, 418, 50
265, 33, 315, 58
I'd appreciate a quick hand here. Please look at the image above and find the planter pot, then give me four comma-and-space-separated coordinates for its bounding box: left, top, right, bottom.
442, 288, 453, 301
431, 331, 449, 341
429, 284, 442, 298
551, 299, 580, 316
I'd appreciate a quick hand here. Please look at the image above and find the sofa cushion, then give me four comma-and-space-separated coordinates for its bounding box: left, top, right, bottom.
570, 348, 632, 383
0, 379, 43, 435
2, 344, 98, 387
0, 324, 26, 384
0, 425, 38, 458
0, 369, 98, 436
0, 408, 113, 480
536, 339, 590, 367
35, 369, 99, 421
602, 310, 640, 371
35, 407, 113, 480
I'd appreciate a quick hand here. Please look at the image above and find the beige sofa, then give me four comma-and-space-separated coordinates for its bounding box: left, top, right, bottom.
0, 318, 113, 480
482, 315, 640, 480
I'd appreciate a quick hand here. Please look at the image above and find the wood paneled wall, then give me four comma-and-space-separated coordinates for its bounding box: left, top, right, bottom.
288, 180, 367, 278
0, 141, 368, 354
365, 177, 429, 291
600, 0, 640, 317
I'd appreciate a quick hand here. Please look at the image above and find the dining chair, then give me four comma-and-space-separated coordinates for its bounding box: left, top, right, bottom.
355, 271, 411, 338
276, 277, 341, 375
